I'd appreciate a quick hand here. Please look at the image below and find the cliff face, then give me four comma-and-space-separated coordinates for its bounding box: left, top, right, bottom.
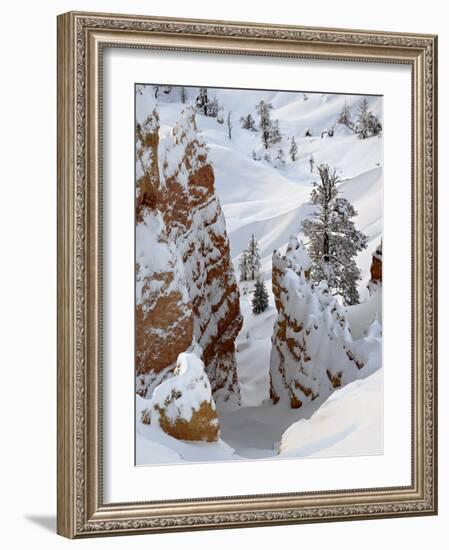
135, 88, 242, 404
269, 236, 381, 409
135, 102, 193, 397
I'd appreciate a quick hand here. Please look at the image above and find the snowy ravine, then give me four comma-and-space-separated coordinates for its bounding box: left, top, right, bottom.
136, 85, 383, 465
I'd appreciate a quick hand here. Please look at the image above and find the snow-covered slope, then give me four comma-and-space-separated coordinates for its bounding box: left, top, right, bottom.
136, 84, 383, 465
155, 88, 382, 292
278, 369, 383, 458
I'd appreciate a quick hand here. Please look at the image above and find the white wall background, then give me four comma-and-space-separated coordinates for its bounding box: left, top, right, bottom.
0, 0, 445, 547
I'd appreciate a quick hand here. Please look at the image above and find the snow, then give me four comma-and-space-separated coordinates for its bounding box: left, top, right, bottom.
278, 369, 383, 458
135, 84, 157, 126
136, 392, 242, 465
147, 350, 214, 425
135, 84, 383, 465
135, 211, 190, 310
235, 281, 277, 407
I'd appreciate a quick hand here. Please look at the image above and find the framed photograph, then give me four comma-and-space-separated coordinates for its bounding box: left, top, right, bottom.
57, 11, 438, 538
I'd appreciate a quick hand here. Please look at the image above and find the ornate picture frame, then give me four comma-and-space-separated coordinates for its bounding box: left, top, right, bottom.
57, 11, 437, 538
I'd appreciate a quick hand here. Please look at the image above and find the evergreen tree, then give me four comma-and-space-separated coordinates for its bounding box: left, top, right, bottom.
355, 98, 382, 139
275, 148, 286, 167
366, 111, 382, 137
238, 249, 249, 281
206, 97, 219, 118
256, 100, 282, 149
216, 106, 224, 124
252, 279, 269, 314
301, 164, 367, 305
246, 234, 262, 280
240, 235, 262, 281
337, 100, 353, 128
240, 113, 257, 131
268, 120, 282, 147
195, 87, 209, 115
195, 88, 221, 118
289, 136, 298, 161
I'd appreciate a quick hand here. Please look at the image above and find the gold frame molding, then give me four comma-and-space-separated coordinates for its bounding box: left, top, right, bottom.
57, 11, 438, 538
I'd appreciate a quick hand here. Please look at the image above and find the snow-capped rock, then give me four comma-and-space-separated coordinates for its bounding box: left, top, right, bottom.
269, 236, 382, 408
136, 90, 242, 405
141, 351, 220, 442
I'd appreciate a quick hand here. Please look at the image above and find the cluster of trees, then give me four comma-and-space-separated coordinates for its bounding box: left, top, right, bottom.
193, 90, 392, 163
194, 87, 235, 138
195, 87, 221, 118
240, 113, 257, 131
155, 85, 376, 309
241, 100, 299, 166
337, 98, 382, 139
301, 164, 367, 305
238, 235, 269, 314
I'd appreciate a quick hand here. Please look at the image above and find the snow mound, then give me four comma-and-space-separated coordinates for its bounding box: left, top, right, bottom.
278, 369, 383, 458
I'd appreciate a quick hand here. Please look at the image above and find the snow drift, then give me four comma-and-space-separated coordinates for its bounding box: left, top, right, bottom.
278, 369, 383, 458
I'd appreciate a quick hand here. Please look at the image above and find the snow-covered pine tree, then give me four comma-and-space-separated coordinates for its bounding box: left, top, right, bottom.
355, 98, 369, 138
246, 234, 262, 280
366, 111, 382, 137
256, 100, 282, 149
217, 106, 224, 124
195, 88, 209, 115
240, 113, 257, 131
207, 97, 219, 118
355, 98, 382, 139
275, 148, 286, 166
337, 100, 353, 128
252, 279, 269, 314
195, 88, 221, 118
289, 136, 298, 161
301, 164, 368, 305
268, 120, 282, 147
238, 249, 249, 281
